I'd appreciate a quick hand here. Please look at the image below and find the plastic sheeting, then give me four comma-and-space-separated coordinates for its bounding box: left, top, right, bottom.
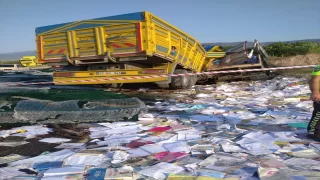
0, 86, 50, 94
12, 97, 147, 123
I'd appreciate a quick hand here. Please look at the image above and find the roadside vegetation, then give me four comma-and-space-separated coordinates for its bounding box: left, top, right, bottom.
0, 60, 20, 64
265, 42, 320, 77
221, 41, 320, 77
222, 42, 320, 57
265, 42, 320, 57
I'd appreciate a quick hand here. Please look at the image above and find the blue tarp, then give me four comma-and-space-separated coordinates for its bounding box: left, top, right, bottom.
35, 12, 145, 35
202, 45, 215, 52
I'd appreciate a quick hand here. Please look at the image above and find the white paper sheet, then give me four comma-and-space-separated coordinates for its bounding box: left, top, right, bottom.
9, 149, 75, 168
240, 142, 273, 156
40, 173, 83, 180
126, 148, 151, 157
0, 141, 29, 147
189, 115, 222, 122
163, 141, 191, 153
0, 167, 27, 179
310, 143, 320, 151
221, 143, 247, 153
63, 153, 107, 166
139, 144, 168, 154
112, 151, 130, 164
43, 166, 85, 176
39, 138, 71, 144
0, 154, 27, 165
138, 162, 184, 180
283, 158, 320, 171
55, 143, 86, 149
10, 125, 52, 138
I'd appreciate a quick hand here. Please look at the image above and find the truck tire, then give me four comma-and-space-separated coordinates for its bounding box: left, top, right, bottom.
171, 69, 189, 89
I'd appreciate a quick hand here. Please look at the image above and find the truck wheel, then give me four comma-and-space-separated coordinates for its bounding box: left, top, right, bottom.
171, 69, 189, 89
187, 75, 197, 88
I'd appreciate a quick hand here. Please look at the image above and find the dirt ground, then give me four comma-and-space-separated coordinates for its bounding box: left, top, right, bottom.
268, 53, 320, 66
266, 53, 320, 77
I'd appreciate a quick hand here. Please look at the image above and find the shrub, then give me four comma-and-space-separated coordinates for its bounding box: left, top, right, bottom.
0, 60, 20, 64
265, 42, 320, 57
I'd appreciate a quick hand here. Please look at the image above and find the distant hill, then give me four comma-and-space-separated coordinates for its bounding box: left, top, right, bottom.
0, 51, 35, 61
1, 39, 319, 60
202, 39, 320, 47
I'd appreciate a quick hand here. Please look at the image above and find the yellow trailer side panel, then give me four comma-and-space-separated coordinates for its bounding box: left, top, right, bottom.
37, 11, 207, 74
105, 23, 139, 55
42, 32, 68, 60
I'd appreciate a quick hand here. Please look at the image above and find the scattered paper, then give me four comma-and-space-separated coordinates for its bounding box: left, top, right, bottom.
10, 149, 75, 168
138, 162, 184, 180
0, 141, 29, 147
63, 153, 107, 166
1, 76, 319, 179
86, 168, 133, 180
39, 138, 71, 144
55, 143, 86, 149
0, 154, 27, 165
111, 151, 130, 164
163, 141, 191, 153
0, 167, 27, 179
43, 166, 85, 177
221, 143, 247, 153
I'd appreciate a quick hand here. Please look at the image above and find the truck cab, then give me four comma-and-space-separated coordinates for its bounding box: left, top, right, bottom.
20, 56, 39, 67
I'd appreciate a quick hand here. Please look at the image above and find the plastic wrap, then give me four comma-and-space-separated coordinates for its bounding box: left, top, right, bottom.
0, 86, 50, 94
13, 97, 147, 123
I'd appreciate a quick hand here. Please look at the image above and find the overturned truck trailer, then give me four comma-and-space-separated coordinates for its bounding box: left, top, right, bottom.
35, 11, 270, 88
35, 11, 207, 89
204, 40, 271, 81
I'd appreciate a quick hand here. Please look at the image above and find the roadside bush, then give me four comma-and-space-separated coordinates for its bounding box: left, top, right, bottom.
265, 42, 320, 57
0, 60, 20, 64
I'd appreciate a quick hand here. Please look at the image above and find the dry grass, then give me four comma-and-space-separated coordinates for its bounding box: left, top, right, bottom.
0, 60, 20, 64
266, 54, 320, 78
275, 68, 313, 78
268, 53, 320, 67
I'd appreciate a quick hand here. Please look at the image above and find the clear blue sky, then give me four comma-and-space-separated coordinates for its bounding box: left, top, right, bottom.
0, 0, 319, 53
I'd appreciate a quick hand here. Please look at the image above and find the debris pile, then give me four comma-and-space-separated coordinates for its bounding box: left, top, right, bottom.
0, 76, 320, 180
